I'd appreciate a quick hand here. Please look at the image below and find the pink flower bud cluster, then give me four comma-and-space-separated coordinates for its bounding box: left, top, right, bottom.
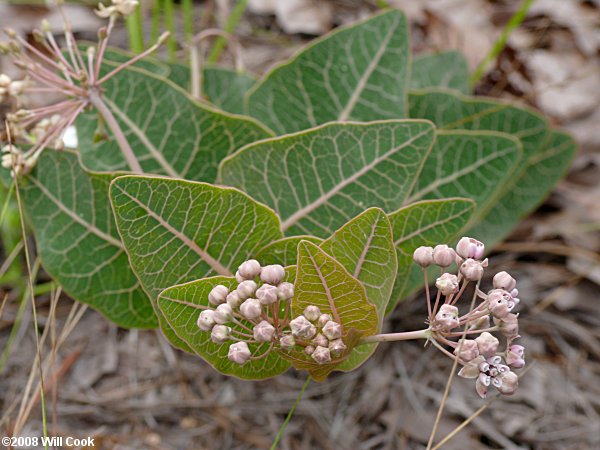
196, 260, 295, 366
412, 236, 526, 398
288, 306, 346, 365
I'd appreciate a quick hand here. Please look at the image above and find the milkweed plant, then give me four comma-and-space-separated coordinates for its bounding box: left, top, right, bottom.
0, 0, 575, 398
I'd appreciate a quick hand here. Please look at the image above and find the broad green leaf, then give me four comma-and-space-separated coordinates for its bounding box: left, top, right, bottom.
406, 130, 522, 222
409, 88, 555, 245
256, 236, 323, 266
247, 10, 410, 134
388, 198, 475, 311
158, 276, 291, 379
110, 175, 283, 350
76, 64, 271, 181
153, 61, 256, 115
219, 120, 436, 238
410, 51, 470, 94
21, 151, 156, 328
203, 67, 256, 115
279, 241, 377, 381
472, 130, 576, 242
320, 208, 396, 371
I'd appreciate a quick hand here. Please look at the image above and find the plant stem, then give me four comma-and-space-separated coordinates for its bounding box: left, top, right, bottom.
126, 4, 145, 53
270, 376, 310, 450
470, 0, 535, 86
360, 328, 430, 344
207, 0, 248, 64
88, 91, 143, 173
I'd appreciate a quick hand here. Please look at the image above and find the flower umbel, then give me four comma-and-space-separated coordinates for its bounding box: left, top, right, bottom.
1, 3, 168, 175
194, 260, 348, 367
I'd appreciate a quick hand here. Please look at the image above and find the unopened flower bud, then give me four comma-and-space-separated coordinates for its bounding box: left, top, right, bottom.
290, 315, 317, 339
311, 346, 331, 364
454, 339, 479, 362
240, 298, 262, 320
260, 264, 285, 285
8, 80, 26, 96
456, 237, 485, 260
4, 28, 16, 38
497, 370, 519, 395
303, 305, 321, 322
41, 19, 51, 33
506, 344, 525, 368
322, 320, 342, 340
305, 345, 315, 355
213, 303, 233, 324
433, 245, 456, 267
475, 332, 499, 358
253, 320, 275, 342
277, 282, 294, 301
236, 280, 257, 300
493, 271, 516, 291
208, 285, 229, 305
329, 338, 346, 357
313, 333, 328, 348
226, 291, 242, 308
0, 73, 11, 87
317, 313, 332, 327
228, 341, 251, 365
279, 334, 295, 349
460, 258, 486, 281
436, 273, 460, 296
468, 315, 490, 330
197, 310, 215, 331
488, 289, 512, 319
413, 246, 434, 267
238, 259, 261, 280
256, 284, 278, 305
494, 313, 519, 339
434, 304, 459, 331
211, 324, 230, 344
235, 270, 245, 283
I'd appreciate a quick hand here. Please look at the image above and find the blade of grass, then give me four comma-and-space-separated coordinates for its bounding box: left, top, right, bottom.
207, 0, 248, 64
150, 0, 163, 43
126, 4, 146, 53
182, 0, 194, 43
470, 0, 535, 86
270, 377, 310, 450
13, 180, 49, 449
164, 0, 177, 61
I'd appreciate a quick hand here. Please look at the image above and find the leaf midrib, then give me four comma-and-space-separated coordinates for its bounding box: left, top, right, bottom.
104, 98, 179, 178
337, 13, 399, 121
393, 204, 472, 247
114, 184, 233, 276
404, 144, 518, 204
280, 127, 431, 231
28, 176, 124, 249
